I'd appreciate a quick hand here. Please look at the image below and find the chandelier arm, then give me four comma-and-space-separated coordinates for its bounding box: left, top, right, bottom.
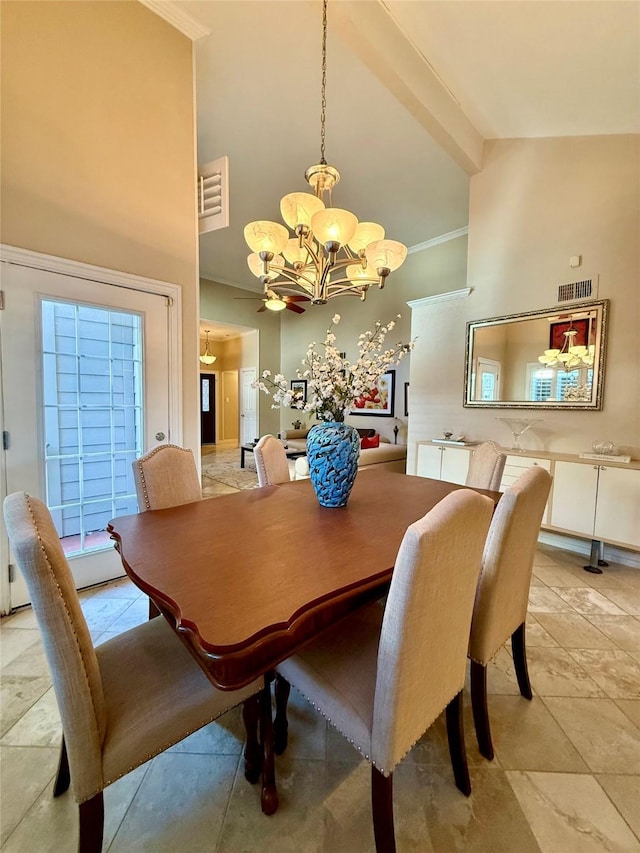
270, 266, 318, 292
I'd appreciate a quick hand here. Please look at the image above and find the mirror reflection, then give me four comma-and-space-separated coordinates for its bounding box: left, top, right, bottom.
464, 300, 608, 409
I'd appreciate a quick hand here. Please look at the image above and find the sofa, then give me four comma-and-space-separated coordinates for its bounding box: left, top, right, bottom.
279, 426, 407, 478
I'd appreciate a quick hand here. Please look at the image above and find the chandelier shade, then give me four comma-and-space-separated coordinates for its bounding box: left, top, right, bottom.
243, 0, 406, 306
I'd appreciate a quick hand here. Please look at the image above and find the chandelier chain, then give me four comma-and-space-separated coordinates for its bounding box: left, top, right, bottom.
320, 0, 327, 165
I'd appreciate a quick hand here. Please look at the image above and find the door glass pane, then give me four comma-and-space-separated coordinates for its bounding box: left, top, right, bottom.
41, 299, 143, 556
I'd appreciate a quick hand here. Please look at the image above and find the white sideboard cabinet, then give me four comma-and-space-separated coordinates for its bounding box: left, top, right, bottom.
551, 461, 640, 550
416, 443, 472, 485
415, 441, 640, 562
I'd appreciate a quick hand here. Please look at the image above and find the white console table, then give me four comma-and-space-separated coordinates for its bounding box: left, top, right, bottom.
415, 441, 640, 572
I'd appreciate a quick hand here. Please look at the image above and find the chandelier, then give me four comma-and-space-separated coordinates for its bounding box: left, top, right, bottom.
199, 330, 217, 365
538, 318, 595, 370
243, 0, 407, 309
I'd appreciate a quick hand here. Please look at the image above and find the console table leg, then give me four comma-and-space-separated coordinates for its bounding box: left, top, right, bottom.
259, 674, 279, 816
584, 538, 606, 574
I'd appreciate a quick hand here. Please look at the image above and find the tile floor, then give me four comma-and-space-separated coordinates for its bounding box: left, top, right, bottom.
1, 447, 639, 851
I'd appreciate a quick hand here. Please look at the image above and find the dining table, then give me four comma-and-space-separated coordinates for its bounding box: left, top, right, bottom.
107, 469, 501, 815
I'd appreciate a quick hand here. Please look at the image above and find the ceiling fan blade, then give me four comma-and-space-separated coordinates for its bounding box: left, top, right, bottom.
257, 305, 267, 313
285, 294, 310, 303
286, 302, 306, 314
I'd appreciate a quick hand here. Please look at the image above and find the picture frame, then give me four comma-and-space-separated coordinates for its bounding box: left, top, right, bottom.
351, 370, 395, 417
549, 318, 589, 351
404, 382, 409, 417
290, 379, 307, 403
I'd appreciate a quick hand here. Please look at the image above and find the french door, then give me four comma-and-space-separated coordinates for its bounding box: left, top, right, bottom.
0, 249, 180, 611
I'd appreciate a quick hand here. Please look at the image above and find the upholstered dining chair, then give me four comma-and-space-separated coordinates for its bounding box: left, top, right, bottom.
275, 489, 494, 853
468, 465, 552, 760
465, 441, 506, 491
132, 444, 202, 618
132, 443, 201, 511
254, 434, 291, 486
3, 491, 262, 853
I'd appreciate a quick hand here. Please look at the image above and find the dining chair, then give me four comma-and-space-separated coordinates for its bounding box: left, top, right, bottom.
132, 443, 201, 511
468, 465, 552, 760
465, 441, 506, 491
132, 444, 202, 618
3, 491, 263, 853
275, 489, 494, 853
254, 434, 291, 486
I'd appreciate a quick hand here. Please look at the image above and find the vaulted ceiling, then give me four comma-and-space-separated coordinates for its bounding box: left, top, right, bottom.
146, 1, 639, 292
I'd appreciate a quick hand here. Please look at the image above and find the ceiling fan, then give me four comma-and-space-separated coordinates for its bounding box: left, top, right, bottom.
234, 289, 309, 314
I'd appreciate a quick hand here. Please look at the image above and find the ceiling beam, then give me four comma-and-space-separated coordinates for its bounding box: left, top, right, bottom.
331, 1, 484, 175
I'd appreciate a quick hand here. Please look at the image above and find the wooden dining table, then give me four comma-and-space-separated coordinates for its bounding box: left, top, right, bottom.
107, 469, 500, 815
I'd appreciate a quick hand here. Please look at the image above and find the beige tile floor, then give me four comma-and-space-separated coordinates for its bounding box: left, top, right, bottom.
1, 446, 639, 851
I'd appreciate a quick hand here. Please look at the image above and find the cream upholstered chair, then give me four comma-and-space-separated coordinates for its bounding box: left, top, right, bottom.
254, 434, 291, 486
132, 444, 202, 618
468, 465, 552, 760
276, 489, 494, 853
465, 441, 506, 491
3, 492, 262, 853
132, 443, 201, 511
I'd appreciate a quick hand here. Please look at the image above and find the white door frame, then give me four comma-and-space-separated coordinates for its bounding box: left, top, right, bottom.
0, 244, 183, 614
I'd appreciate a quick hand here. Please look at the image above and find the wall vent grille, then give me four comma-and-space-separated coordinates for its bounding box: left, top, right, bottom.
557, 278, 594, 303
198, 156, 229, 234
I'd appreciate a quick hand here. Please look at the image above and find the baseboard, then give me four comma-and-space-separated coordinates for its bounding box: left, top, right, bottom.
538, 531, 640, 569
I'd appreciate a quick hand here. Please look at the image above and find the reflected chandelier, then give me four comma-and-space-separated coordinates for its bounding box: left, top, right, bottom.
243, 0, 407, 310
538, 318, 594, 370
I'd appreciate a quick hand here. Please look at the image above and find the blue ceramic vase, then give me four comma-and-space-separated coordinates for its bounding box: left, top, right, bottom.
306, 422, 360, 508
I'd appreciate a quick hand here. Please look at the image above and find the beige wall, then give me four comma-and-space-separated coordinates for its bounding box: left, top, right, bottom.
408, 135, 640, 470
1, 1, 200, 453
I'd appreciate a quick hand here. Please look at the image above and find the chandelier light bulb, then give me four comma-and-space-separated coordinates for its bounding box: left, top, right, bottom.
364, 239, 408, 274
346, 263, 377, 282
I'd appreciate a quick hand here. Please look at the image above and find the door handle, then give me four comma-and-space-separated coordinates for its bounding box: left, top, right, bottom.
155, 432, 166, 441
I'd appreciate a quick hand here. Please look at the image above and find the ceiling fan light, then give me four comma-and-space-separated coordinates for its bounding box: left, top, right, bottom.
347, 222, 385, 254
280, 193, 325, 231
265, 296, 287, 312
365, 239, 408, 273
244, 221, 288, 255
310, 208, 358, 247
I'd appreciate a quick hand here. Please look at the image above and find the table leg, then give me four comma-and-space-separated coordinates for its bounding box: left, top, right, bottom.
259, 673, 279, 815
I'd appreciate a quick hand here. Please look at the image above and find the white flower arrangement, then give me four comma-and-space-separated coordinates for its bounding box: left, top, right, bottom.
254, 314, 414, 423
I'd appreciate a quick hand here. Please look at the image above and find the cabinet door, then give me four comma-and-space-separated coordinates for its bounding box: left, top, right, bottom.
416, 444, 443, 479
594, 467, 640, 549
550, 461, 598, 537
441, 447, 470, 485
501, 455, 552, 524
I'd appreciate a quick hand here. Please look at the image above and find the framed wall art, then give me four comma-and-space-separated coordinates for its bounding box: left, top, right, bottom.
351, 370, 395, 417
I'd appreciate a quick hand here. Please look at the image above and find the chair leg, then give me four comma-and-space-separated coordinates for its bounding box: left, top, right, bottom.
445, 690, 471, 796
371, 766, 396, 853
511, 622, 533, 700
78, 792, 104, 853
242, 695, 262, 784
148, 599, 160, 619
470, 660, 494, 760
53, 735, 71, 797
273, 674, 291, 755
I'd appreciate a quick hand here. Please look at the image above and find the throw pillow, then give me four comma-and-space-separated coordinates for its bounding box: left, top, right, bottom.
361, 434, 380, 449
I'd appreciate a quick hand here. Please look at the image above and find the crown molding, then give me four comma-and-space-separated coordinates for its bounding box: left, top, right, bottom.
407, 288, 472, 309
138, 0, 211, 40
408, 226, 469, 255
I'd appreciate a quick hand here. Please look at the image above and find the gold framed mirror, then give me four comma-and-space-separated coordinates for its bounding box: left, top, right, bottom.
463, 300, 608, 410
